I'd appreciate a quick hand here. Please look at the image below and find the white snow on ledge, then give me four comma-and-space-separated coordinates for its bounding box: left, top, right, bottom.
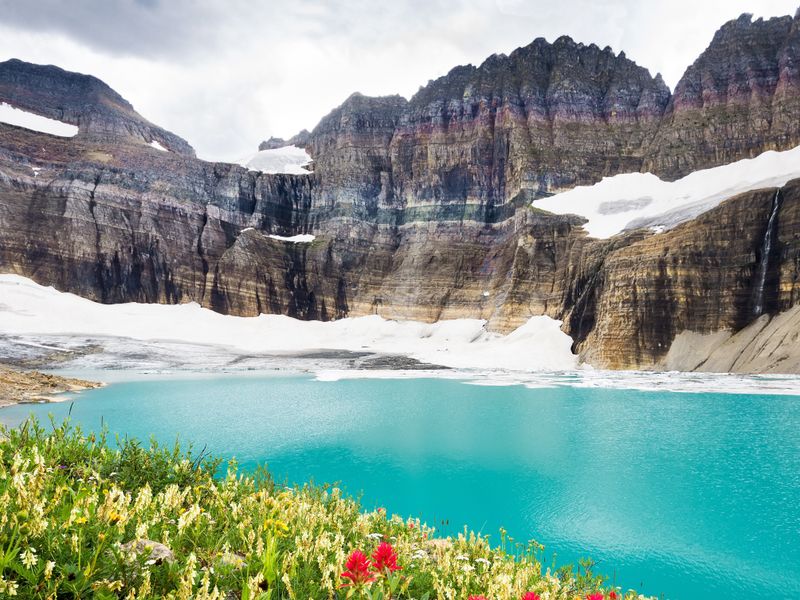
237, 145, 312, 175
0, 275, 577, 372
533, 145, 800, 238
239, 228, 315, 243
149, 140, 168, 152
0, 102, 79, 138
268, 233, 315, 243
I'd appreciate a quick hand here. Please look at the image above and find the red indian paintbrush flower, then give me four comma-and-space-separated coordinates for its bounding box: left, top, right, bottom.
340, 550, 376, 587
371, 541, 402, 573
587, 594, 604, 600
522, 593, 541, 600
609, 592, 618, 600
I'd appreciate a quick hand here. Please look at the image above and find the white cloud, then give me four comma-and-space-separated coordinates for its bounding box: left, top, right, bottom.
0, 0, 796, 162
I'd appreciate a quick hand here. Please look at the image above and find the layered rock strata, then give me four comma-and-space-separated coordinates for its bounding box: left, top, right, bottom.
2, 12, 800, 372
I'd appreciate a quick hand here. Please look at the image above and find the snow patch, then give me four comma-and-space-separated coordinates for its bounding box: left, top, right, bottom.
0, 102, 78, 138
267, 233, 315, 243
533, 145, 800, 238
0, 275, 577, 372
149, 140, 168, 152
237, 145, 312, 175
239, 228, 315, 243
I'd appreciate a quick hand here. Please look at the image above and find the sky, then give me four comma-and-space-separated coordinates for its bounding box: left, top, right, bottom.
0, 0, 797, 162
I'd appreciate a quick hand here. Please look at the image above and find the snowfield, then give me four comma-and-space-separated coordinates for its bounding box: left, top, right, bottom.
0, 102, 79, 137
4, 276, 800, 393
0, 275, 577, 372
533, 145, 800, 238
149, 140, 168, 152
237, 145, 313, 175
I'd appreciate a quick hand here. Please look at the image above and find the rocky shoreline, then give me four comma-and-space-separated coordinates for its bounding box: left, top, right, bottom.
0, 364, 101, 407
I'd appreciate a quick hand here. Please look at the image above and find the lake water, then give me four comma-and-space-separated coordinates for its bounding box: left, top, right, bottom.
2, 374, 799, 599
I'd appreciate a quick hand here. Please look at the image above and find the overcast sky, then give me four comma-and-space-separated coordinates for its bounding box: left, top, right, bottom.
0, 0, 797, 161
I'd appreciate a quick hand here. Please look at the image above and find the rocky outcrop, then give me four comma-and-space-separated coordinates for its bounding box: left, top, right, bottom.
3, 11, 800, 373
302, 40, 669, 217
0, 364, 100, 407
295, 12, 800, 216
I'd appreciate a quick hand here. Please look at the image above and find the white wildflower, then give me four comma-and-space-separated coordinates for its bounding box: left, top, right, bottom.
20, 547, 37, 569
0, 576, 18, 596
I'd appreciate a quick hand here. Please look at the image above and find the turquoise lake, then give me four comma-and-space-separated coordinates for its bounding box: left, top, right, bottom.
2, 375, 799, 599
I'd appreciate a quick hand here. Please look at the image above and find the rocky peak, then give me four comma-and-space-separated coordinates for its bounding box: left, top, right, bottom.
313, 92, 408, 134
258, 129, 311, 151
268, 9, 800, 202
643, 11, 800, 178
0, 59, 195, 157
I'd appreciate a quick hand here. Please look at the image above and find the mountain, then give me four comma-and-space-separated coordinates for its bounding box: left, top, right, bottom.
296, 12, 800, 212
0, 59, 195, 156
1, 12, 800, 372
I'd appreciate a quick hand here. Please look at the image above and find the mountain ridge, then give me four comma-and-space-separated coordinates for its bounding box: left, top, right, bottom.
0, 58, 195, 157
2, 10, 800, 372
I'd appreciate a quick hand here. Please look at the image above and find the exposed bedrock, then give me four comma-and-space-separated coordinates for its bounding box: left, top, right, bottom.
569, 181, 800, 369
3, 11, 800, 372
644, 13, 800, 177
298, 11, 800, 215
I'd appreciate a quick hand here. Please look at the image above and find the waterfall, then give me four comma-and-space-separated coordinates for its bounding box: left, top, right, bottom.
752, 189, 782, 316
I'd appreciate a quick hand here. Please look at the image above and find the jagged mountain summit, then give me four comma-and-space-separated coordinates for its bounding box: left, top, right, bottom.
1, 11, 800, 372
283, 12, 800, 211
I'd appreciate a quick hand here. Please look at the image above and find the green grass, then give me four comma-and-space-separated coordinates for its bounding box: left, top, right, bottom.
0, 418, 648, 599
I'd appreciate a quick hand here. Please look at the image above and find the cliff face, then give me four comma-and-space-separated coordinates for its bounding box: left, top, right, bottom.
297, 12, 800, 217
569, 181, 800, 368
3, 11, 800, 373
644, 13, 800, 178
305, 38, 670, 219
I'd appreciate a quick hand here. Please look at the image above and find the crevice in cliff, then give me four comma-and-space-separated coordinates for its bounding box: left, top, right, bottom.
86, 174, 104, 301
751, 189, 782, 317
196, 203, 210, 299
568, 268, 601, 353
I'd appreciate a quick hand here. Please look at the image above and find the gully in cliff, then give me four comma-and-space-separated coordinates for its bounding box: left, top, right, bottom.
752, 189, 782, 317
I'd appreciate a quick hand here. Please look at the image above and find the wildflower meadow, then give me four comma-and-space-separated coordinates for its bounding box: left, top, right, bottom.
0, 418, 653, 599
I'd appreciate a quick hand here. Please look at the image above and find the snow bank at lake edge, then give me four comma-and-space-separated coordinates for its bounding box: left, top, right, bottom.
0, 275, 578, 372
